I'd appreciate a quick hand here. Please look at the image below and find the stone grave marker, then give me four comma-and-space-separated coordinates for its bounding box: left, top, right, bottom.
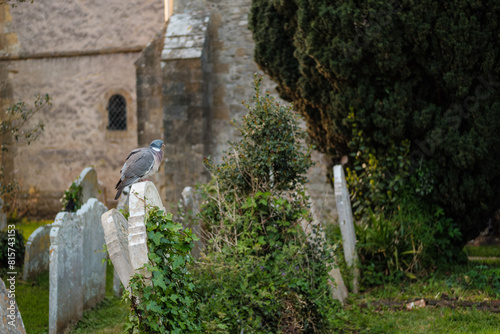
180, 186, 204, 258
0, 278, 26, 334
49, 212, 82, 334
334, 165, 360, 293
48, 167, 108, 334
102, 209, 134, 292
102, 181, 163, 292
77, 167, 99, 205
22, 224, 52, 281
300, 192, 348, 303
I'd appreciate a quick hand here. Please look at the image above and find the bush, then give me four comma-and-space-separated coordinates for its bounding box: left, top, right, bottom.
249, 0, 500, 245
192, 76, 341, 333
0, 228, 25, 272
126, 206, 201, 333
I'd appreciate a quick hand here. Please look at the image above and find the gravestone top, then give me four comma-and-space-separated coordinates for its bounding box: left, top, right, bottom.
76, 167, 98, 205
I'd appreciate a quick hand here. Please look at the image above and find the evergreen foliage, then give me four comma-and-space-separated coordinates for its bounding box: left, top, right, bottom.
193, 76, 341, 333
249, 0, 500, 243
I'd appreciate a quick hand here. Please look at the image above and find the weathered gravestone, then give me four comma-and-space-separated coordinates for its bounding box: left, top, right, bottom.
300, 192, 348, 303
0, 278, 26, 334
23, 167, 101, 282
334, 165, 360, 293
179, 186, 204, 259
22, 224, 52, 281
49, 167, 107, 334
102, 181, 163, 292
112, 185, 131, 296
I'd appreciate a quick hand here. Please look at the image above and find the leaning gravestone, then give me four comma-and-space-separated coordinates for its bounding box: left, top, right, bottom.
48, 167, 107, 334
334, 165, 360, 293
300, 192, 348, 303
0, 279, 26, 334
102, 181, 162, 292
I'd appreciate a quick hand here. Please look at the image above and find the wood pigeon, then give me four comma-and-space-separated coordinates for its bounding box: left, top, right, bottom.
114, 139, 165, 200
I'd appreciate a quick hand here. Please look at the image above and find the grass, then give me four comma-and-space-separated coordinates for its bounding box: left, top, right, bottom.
15, 271, 50, 334
464, 245, 500, 258
12, 218, 52, 242
339, 304, 500, 333
12, 261, 128, 334
337, 260, 500, 333
65, 263, 128, 333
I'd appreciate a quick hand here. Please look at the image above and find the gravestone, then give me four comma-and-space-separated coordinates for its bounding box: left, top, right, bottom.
334, 165, 360, 293
180, 186, 204, 258
22, 224, 52, 281
77, 167, 99, 204
101, 209, 134, 292
49, 212, 82, 334
49, 167, 107, 334
102, 181, 162, 292
300, 192, 348, 303
80, 199, 108, 309
113, 185, 130, 296
0, 278, 26, 334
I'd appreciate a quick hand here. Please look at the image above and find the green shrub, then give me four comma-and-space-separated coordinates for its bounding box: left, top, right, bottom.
249, 0, 500, 246
126, 206, 201, 333
193, 76, 341, 333
342, 122, 464, 282
61, 181, 83, 212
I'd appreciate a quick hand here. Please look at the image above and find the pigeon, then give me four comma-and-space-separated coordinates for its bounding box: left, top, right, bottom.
114, 139, 165, 200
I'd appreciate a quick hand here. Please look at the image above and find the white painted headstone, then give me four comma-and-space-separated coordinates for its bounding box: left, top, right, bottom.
334, 165, 360, 293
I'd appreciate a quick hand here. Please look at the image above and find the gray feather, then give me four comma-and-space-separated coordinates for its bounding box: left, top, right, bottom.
115, 140, 164, 200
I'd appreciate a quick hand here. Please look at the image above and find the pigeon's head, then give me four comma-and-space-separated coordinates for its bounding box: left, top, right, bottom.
150, 139, 165, 150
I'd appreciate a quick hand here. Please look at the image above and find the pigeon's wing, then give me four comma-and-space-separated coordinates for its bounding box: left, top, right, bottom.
116, 149, 154, 188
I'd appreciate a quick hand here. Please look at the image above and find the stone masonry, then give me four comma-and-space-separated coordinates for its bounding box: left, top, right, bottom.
136, 0, 337, 223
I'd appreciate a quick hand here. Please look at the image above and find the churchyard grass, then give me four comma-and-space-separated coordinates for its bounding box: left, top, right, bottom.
14, 218, 52, 242
65, 262, 128, 333
15, 254, 128, 334
17, 271, 50, 334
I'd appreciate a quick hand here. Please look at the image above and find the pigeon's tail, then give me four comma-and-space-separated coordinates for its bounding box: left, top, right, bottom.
114, 188, 123, 200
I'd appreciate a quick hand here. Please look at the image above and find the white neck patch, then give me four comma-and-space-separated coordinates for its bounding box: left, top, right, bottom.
152, 147, 161, 152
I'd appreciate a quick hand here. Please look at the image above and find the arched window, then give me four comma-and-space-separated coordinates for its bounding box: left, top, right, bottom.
107, 94, 127, 130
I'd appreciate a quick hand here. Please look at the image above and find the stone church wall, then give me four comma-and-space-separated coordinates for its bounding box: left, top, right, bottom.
136, 0, 337, 223
0, 1, 165, 218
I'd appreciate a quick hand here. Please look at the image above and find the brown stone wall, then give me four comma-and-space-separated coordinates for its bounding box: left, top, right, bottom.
4, 54, 139, 217
7, 0, 164, 55
0, 1, 165, 218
